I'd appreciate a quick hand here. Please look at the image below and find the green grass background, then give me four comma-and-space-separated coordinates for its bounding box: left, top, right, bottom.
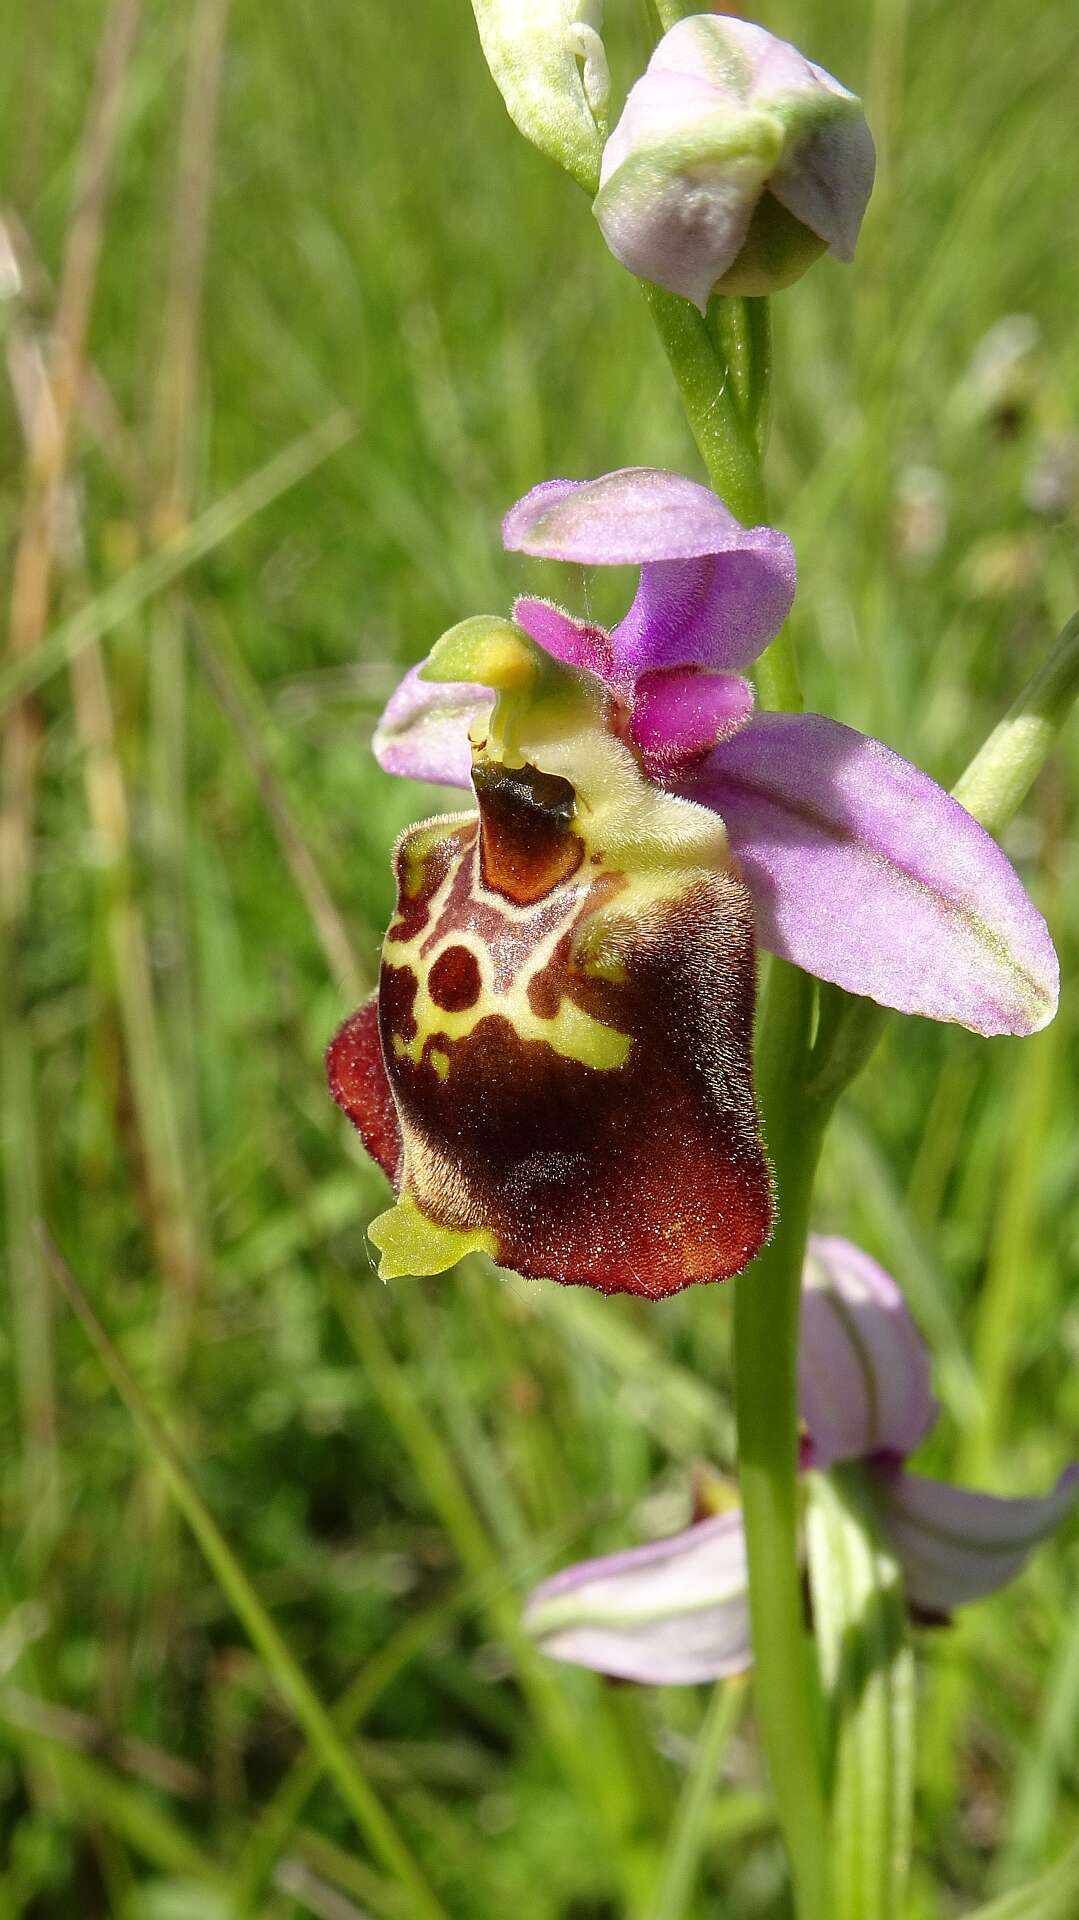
1, 0, 1077, 1914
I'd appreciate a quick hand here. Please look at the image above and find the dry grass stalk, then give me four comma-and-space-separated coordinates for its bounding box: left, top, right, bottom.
0, 0, 143, 1579
0, 0, 143, 921
195, 616, 369, 1002
141, 0, 234, 1363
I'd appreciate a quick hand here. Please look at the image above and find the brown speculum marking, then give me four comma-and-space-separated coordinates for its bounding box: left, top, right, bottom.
474, 759, 585, 905
428, 944, 482, 1011
379, 961, 419, 1042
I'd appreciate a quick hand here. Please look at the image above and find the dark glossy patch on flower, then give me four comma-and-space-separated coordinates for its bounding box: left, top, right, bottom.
380, 961, 418, 1043
473, 759, 585, 906
326, 997, 401, 1184
377, 813, 770, 1296
428, 944, 482, 1012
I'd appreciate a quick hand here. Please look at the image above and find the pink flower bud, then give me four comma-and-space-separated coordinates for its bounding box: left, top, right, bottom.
595, 16, 875, 310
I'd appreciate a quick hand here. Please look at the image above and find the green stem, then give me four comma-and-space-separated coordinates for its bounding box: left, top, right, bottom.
734, 961, 830, 1920
744, 296, 772, 454
710, 297, 754, 418
706, 295, 771, 458
643, 283, 802, 712
754, 618, 803, 715
647, 273, 827, 1917
642, 284, 764, 523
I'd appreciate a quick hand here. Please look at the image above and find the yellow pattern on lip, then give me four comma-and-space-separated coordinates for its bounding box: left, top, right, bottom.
382, 868, 633, 1074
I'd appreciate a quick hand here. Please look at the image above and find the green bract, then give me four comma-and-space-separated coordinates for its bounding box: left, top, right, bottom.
470, 0, 609, 192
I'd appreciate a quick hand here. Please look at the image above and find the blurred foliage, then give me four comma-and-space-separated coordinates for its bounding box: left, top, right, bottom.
0, 0, 1076, 1915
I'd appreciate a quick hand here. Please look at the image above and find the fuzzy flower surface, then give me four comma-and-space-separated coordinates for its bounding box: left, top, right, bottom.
329, 468, 1056, 1299
523, 1236, 1078, 1683
333, 610, 773, 1297
594, 16, 876, 309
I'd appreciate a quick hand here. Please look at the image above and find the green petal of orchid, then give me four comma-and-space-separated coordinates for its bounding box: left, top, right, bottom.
368, 1193, 498, 1278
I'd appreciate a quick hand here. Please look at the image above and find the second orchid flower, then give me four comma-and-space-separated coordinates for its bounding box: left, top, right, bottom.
524, 1236, 1077, 1682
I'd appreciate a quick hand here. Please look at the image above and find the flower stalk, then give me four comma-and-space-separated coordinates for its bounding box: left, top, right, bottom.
734, 958, 830, 1920
642, 284, 765, 523
648, 282, 831, 1915
679, 400, 1077, 1920
643, 284, 802, 714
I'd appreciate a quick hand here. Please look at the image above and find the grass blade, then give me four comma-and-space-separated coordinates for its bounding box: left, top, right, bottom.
194, 615, 369, 1000
1000, 1599, 1079, 1882
0, 1695, 219, 1885
1, 0, 143, 921
43, 1232, 449, 1920
0, 411, 358, 719
230, 1576, 474, 1912
647, 1679, 747, 1920
960, 1838, 1079, 1920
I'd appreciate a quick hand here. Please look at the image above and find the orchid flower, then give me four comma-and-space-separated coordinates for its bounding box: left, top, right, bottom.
328, 468, 1056, 1296
333, 608, 772, 1296
374, 470, 1057, 1036
524, 1236, 1077, 1682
